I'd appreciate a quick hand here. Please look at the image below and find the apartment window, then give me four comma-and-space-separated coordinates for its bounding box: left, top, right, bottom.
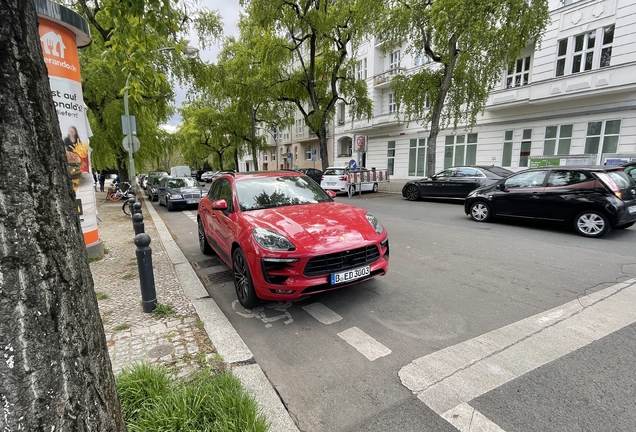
601, 25, 614, 67
413, 53, 430, 67
387, 141, 396, 176
263, 151, 268, 162
272, 127, 279, 143
294, 146, 298, 161
506, 56, 530, 88
295, 119, 305, 137
502, 131, 513, 167
339, 140, 352, 157
305, 145, 312, 160
585, 120, 621, 162
389, 50, 400, 74
388, 93, 396, 113
520, 129, 532, 167
337, 103, 345, 125
555, 25, 614, 77
543, 125, 573, 155
355, 58, 367, 80
271, 150, 276, 161
408, 138, 427, 176
444, 134, 477, 168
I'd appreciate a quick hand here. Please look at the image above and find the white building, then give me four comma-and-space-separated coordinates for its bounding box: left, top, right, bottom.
333, 0, 636, 179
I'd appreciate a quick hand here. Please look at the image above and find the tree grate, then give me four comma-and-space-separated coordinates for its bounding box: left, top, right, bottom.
192, 257, 224, 269
200, 270, 234, 285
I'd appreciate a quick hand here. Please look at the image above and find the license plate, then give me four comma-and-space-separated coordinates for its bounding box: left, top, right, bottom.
327, 182, 335, 186
330, 265, 370, 285
187, 199, 200, 204
629, 205, 636, 214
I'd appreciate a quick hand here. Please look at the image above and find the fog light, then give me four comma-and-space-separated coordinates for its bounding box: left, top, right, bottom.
272, 289, 295, 294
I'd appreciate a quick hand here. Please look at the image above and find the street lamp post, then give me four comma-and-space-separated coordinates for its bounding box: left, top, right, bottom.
123, 45, 199, 195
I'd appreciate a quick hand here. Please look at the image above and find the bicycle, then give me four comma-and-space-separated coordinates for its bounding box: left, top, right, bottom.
122, 194, 142, 216
106, 182, 131, 201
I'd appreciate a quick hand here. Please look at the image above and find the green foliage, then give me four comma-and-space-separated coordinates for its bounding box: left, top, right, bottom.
381, 0, 550, 174
116, 364, 268, 432
95, 291, 109, 300
240, 0, 385, 170
152, 302, 176, 319
113, 323, 131, 331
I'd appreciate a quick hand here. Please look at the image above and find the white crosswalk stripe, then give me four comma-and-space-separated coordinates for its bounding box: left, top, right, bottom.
182, 210, 197, 223
337, 326, 391, 361
302, 302, 343, 325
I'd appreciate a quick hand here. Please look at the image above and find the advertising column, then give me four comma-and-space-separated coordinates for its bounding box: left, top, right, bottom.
36, 1, 102, 256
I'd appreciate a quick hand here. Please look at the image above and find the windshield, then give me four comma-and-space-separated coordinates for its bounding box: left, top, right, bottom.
166, 177, 197, 188
323, 168, 345, 176
235, 176, 332, 211
486, 166, 514, 177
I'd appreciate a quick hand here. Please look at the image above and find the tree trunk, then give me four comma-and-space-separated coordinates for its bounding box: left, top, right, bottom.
318, 122, 330, 171
250, 108, 259, 171
426, 46, 459, 177
233, 146, 240, 172
0, 2, 125, 431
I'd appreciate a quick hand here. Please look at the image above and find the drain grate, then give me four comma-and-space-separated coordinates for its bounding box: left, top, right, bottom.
192, 257, 224, 269
201, 270, 234, 285
147, 344, 173, 359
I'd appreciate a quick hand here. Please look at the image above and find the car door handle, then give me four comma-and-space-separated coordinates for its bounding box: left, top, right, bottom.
531, 192, 540, 198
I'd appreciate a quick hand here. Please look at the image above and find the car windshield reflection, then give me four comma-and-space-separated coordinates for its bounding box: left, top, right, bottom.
236, 176, 332, 211
167, 178, 197, 188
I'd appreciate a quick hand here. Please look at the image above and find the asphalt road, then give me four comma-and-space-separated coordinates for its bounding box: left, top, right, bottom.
149, 188, 636, 432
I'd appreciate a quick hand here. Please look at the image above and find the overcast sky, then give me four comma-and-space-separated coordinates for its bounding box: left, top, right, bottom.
165, 0, 241, 128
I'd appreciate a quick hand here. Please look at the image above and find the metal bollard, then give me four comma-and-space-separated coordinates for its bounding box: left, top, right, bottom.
134, 233, 157, 313
132, 213, 145, 235
133, 201, 142, 215
128, 197, 136, 217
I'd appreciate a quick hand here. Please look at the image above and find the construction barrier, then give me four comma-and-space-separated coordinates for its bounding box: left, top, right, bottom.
347, 169, 390, 198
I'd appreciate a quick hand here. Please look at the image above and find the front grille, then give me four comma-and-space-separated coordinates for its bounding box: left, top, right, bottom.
182, 193, 200, 199
304, 245, 380, 276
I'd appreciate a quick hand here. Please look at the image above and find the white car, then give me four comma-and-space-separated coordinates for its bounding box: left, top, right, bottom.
320, 166, 378, 194
201, 171, 217, 183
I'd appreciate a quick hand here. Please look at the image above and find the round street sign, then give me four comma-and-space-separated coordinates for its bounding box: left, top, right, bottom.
312, 149, 317, 155
122, 136, 140, 153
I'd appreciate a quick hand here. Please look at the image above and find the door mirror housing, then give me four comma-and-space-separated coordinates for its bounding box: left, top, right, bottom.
326, 190, 337, 199
211, 199, 228, 211
498, 181, 507, 191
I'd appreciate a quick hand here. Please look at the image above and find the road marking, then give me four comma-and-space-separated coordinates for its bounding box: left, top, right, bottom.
337, 326, 391, 361
302, 302, 343, 325
399, 279, 636, 432
183, 210, 197, 223
442, 403, 506, 432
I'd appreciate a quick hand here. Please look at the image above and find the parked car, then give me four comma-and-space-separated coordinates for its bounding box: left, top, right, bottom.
195, 169, 208, 181
464, 166, 636, 238
157, 176, 205, 211
296, 168, 323, 184
145, 171, 168, 201
198, 171, 389, 307
621, 161, 636, 181
402, 165, 513, 201
138, 174, 147, 189
320, 166, 378, 194
170, 166, 192, 177
201, 170, 218, 183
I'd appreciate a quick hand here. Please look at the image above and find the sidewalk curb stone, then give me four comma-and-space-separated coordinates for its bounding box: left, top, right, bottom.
143, 196, 299, 432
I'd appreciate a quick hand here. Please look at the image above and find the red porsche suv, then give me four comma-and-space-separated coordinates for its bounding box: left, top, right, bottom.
198, 171, 389, 307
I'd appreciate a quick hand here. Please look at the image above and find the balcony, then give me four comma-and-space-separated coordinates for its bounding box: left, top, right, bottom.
373, 68, 403, 88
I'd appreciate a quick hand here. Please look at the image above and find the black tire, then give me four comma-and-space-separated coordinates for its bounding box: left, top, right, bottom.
349, 185, 356, 195
615, 221, 635, 229
405, 185, 419, 201
232, 248, 258, 308
122, 200, 131, 216
198, 219, 214, 255
372, 183, 379, 193
574, 210, 610, 238
469, 201, 492, 222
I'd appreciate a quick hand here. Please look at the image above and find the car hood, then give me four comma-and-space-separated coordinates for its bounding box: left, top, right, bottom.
241, 201, 383, 254
167, 187, 203, 195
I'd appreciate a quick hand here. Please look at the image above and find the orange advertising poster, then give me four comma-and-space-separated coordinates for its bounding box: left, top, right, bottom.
39, 20, 81, 82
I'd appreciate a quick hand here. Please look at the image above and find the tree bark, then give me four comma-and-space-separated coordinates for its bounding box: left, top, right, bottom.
319, 122, 329, 171
0, 1, 126, 431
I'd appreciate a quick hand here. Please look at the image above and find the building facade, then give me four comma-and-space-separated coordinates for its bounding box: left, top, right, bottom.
333, 0, 636, 179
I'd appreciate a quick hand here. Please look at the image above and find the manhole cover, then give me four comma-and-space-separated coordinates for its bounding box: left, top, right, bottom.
201, 270, 234, 285
192, 257, 224, 269
147, 344, 173, 359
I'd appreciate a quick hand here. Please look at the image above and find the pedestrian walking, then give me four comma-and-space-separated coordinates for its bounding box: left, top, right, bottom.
98, 171, 105, 192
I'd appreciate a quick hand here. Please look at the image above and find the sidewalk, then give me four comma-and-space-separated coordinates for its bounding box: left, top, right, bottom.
90, 191, 298, 431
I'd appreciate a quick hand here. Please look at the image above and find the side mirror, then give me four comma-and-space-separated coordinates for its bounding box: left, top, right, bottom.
211, 199, 228, 211
498, 182, 507, 191
326, 190, 337, 199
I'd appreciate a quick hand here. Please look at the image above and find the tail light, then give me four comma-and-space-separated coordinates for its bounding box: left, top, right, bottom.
339, 176, 347, 181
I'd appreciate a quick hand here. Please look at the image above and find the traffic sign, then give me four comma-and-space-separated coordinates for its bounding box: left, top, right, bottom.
287, 152, 293, 159
122, 136, 140, 153
349, 159, 357, 170
312, 149, 317, 155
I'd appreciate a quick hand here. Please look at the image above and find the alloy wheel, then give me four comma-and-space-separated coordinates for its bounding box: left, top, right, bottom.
470, 202, 490, 222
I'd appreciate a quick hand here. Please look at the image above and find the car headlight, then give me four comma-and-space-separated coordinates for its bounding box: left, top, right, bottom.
366, 212, 384, 235
168, 194, 183, 199
253, 228, 296, 251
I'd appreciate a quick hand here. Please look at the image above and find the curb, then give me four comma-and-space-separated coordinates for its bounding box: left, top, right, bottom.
143, 196, 299, 432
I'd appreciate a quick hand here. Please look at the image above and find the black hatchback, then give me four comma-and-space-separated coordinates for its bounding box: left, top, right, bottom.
464, 166, 636, 237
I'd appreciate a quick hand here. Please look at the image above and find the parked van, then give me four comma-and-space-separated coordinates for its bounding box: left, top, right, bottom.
170, 166, 192, 177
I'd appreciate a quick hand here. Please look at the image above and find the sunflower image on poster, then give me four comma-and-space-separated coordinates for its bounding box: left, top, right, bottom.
64, 125, 89, 192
